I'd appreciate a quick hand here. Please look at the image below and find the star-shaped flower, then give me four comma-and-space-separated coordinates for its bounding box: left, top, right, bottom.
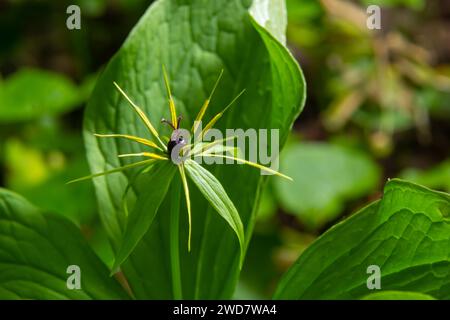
70, 67, 291, 268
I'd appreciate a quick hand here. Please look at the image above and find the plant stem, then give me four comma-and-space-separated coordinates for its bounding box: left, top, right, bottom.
170, 176, 183, 299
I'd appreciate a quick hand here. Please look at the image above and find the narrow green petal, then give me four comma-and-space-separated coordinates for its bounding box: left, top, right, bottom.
162, 65, 178, 128
66, 159, 155, 184
113, 82, 166, 149
118, 152, 168, 161
200, 89, 245, 137
202, 154, 293, 181
189, 135, 237, 156
203, 145, 240, 158
178, 164, 192, 252
94, 133, 163, 151
191, 69, 224, 134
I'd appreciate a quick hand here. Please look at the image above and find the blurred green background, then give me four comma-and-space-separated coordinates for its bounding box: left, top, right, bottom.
0, 0, 448, 299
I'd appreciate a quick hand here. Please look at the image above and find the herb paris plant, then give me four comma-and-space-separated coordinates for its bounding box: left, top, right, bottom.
70, 67, 292, 270
1, 0, 450, 302
83, 0, 305, 299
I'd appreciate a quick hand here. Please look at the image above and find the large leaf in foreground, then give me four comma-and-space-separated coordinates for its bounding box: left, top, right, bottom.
274, 142, 380, 229
0, 189, 127, 299
113, 161, 176, 270
0, 68, 81, 122
274, 179, 450, 299
84, 0, 305, 299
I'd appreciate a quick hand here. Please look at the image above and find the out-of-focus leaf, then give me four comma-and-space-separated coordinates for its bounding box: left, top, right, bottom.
235, 231, 282, 299
0, 69, 81, 123
4, 138, 96, 225
352, 107, 413, 135
274, 179, 450, 299
286, 0, 324, 47
233, 281, 266, 300
286, 0, 322, 21
0, 189, 128, 299
400, 159, 450, 193
415, 89, 450, 119
4, 138, 48, 188
22, 155, 97, 225
79, 72, 100, 101
274, 142, 380, 229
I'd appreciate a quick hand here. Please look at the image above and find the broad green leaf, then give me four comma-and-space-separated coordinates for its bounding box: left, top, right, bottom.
274, 179, 450, 299
0, 189, 128, 299
84, 0, 305, 299
113, 160, 176, 270
361, 291, 435, 300
0, 68, 81, 122
184, 159, 245, 266
274, 142, 380, 229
